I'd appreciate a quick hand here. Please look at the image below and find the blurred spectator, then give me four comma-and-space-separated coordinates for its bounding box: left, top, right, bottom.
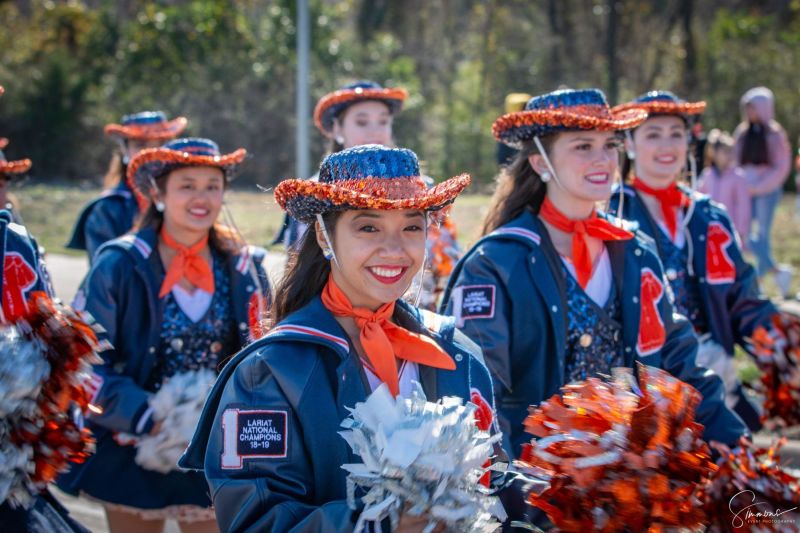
699, 129, 750, 245
733, 86, 793, 296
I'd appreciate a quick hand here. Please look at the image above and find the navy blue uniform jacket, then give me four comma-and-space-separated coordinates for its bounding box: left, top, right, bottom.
440, 210, 747, 455
57, 228, 271, 500
66, 180, 139, 263
610, 184, 778, 356
0, 210, 53, 320
180, 297, 496, 533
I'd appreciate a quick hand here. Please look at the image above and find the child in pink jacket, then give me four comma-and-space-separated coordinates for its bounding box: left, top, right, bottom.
699, 129, 751, 246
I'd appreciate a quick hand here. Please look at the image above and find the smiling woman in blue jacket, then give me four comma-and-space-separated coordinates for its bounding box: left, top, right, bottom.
57, 138, 271, 533
440, 88, 748, 457
180, 145, 506, 532
610, 91, 780, 431
66, 111, 188, 264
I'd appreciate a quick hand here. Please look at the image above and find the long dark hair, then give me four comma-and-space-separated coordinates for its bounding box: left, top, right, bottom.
739, 123, 769, 165
481, 137, 553, 235
102, 152, 125, 188
270, 212, 340, 325
133, 169, 243, 256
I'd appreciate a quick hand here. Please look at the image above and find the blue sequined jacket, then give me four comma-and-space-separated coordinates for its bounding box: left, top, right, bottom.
179, 297, 497, 533
610, 184, 778, 355
440, 209, 747, 455
66, 180, 139, 263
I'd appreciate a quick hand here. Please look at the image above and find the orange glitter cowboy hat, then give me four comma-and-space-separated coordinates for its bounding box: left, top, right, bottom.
612, 91, 706, 121
127, 137, 246, 210
275, 144, 470, 223
105, 111, 188, 142
493, 88, 648, 148
0, 139, 32, 177
313, 81, 408, 136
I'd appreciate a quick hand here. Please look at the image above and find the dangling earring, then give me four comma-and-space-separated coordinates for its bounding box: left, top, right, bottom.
322, 248, 333, 260
155, 201, 165, 213
540, 171, 551, 183
625, 130, 636, 160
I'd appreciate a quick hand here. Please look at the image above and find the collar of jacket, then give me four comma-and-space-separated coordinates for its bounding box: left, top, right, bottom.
622, 183, 716, 279
96, 228, 259, 381
264, 295, 456, 360
484, 209, 644, 370
178, 295, 459, 471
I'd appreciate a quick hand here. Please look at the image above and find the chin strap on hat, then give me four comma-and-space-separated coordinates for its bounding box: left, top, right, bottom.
533, 135, 566, 191
317, 214, 341, 271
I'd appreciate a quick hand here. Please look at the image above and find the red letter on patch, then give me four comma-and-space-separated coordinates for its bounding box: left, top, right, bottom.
2, 252, 37, 321
706, 221, 736, 285
637, 268, 666, 356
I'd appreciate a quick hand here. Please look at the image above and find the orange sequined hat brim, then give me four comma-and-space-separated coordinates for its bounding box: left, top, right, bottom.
492, 106, 648, 147
126, 147, 247, 210
274, 173, 471, 223
611, 100, 706, 117
0, 159, 32, 175
104, 117, 189, 141
313, 87, 408, 135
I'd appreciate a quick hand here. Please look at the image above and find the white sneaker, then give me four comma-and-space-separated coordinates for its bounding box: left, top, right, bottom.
774, 265, 794, 299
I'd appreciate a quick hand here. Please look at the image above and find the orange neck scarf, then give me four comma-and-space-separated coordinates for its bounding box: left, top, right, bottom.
539, 196, 633, 289
158, 229, 214, 298
631, 177, 689, 240
321, 274, 455, 397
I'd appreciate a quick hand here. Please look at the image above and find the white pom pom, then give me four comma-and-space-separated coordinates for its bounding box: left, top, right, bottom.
0, 326, 50, 419
0, 428, 34, 506
129, 369, 216, 474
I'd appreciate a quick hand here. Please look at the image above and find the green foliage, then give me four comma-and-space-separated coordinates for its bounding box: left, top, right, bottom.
0, 1, 798, 187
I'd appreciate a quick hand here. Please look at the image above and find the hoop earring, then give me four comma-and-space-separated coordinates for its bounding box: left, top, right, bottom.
540, 171, 551, 183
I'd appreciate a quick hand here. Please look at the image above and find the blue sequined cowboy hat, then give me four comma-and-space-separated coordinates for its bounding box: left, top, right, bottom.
105, 110, 188, 141
313, 81, 408, 136
612, 91, 706, 122
127, 137, 246, 209
492, 88, 648, 148
274, 144, 470, 223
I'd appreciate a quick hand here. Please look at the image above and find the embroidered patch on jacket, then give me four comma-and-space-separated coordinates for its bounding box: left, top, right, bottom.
2, 252, 38, 321
705, 221, 736, 285
220, 408, 288, 469
459, 285, 496, 320
637, 267, 666, 356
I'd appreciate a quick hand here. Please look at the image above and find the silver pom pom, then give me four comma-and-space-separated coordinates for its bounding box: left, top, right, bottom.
0, 326, 50, 419
340, 382, 506, 532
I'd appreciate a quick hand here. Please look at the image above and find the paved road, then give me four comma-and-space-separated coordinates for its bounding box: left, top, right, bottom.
46, 251, 287, 304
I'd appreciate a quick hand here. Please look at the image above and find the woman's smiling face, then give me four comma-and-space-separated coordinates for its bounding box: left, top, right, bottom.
629, 115, 688, 187
319, 209, 427, 310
